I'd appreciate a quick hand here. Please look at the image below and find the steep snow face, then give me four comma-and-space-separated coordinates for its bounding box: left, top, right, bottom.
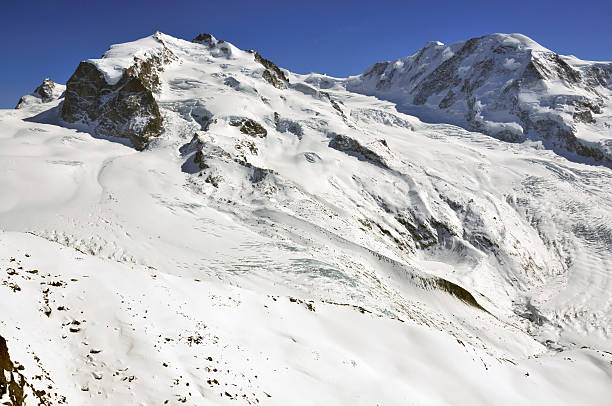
348, 33, 612, 162
2, 32, 611, 404
87, 33, 171, 85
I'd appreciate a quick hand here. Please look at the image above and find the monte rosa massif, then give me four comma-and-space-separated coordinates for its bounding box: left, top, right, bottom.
1, 31, 611, 405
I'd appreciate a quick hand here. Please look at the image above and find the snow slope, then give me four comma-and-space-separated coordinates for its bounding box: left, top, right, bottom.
1, 32, 611, 405
2, 232, 611, 405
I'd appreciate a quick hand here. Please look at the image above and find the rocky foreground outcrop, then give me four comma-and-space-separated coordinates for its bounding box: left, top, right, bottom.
1, 335, 52, 405
348, 33, 612, 162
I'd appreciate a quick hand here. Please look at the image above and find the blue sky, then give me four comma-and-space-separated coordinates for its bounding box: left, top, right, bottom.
1, 0, 610, 108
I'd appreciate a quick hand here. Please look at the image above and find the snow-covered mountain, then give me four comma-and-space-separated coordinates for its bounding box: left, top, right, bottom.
348, 33, 612, 162
15, 78, 65, 110
1, 31, 610, 405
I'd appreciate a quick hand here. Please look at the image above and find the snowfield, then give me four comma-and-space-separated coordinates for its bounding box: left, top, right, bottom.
1, 32, 611, 405
1, 232, 611, 405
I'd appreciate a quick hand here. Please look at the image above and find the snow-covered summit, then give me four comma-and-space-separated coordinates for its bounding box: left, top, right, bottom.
55, 31, 291, 149
348, 33, 612, 162
46, 31, 612, 161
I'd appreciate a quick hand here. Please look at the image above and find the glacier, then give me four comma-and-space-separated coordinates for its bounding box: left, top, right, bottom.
0, 31, 610, 405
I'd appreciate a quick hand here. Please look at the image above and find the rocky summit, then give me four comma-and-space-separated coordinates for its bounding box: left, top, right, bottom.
1, 31, 611, 405
15, 78, 65, 109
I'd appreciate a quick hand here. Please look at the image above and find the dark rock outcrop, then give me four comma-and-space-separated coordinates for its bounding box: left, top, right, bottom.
254, 52, 289, 89
61, 35, 175, 150
229, 118, 267, 138
192, 33, 215, 47
1, 335, 51, 405
430, 278, 488, 312
328, 133, 388, 168
61, 62, 163, 150
32, 78, 58, 102
192, 33, 233, 57
236, 160, 276, 183
274, 112, 303, 139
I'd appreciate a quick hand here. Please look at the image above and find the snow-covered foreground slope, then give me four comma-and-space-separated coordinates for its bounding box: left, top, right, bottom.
2, 232, 611, 405
1, 32, 611, 404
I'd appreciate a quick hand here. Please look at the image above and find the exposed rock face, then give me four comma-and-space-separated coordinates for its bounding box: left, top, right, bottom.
238, 160, 276, 183
15, 78, 64, 109
192, 33, 215, 47
191, 33, 233, 57
33, 78, 59, 102
61, 62, 163, 150
349, 34, 612, 162
1, 335, 51, 405
61, 34, 175, 150
328, 133, 388, 168
274, 112, 303, 139
124, 46, 176, 94
229, 118, 267, 138
254, 52, 289, 89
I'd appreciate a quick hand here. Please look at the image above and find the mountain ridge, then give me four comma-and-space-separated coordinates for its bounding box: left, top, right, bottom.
2, 30, 611, 405
347, 32, 612, 163
9, 29, 610, 351
22, 31, 612, 163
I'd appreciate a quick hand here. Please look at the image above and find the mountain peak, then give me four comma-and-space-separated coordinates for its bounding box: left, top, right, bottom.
192, 33, 216, 46
478, 32, 549, 51
424, 40, 445, 47
349, 32, 612, 162
2, 30, 611, 405
15, 77, 64, 109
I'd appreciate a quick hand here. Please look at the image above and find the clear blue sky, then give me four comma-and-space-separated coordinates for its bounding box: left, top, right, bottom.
1, 0, 610, 108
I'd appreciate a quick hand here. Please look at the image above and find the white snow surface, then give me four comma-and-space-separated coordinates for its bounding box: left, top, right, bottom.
1, 32, 611, 405
87, 34, 168, 85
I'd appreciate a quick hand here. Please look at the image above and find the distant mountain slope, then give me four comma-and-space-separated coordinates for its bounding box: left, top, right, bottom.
15, 78, 65, 109
347, 33, 612, 162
